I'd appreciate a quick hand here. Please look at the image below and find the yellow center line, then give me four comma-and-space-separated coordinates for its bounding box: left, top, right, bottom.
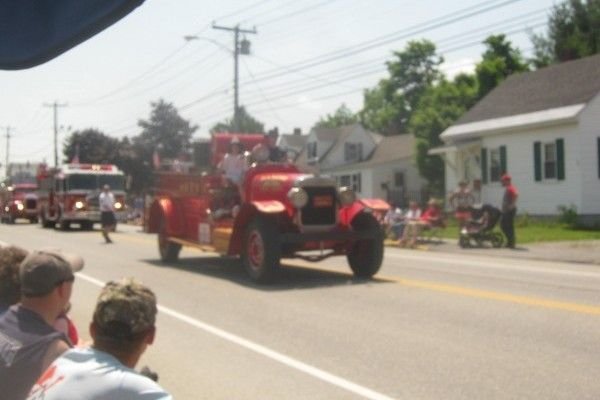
119, 230, 600, 316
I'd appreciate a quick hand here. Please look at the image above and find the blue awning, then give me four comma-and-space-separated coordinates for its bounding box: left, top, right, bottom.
0, 0, 145, 70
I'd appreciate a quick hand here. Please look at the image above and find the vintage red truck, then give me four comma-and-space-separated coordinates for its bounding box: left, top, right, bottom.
146, 133, 389, 283
0, 183, 39, 224
37, 163, 127, 230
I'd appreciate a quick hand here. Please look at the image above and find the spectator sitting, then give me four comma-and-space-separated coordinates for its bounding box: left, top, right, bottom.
384, 205, 405, 240
28, 278, 172, 400
399, 200, 421, 246
400, 199, 443, 247
0, 245, 28, 314
0, 248, 83, 400
0, 245, 80, 345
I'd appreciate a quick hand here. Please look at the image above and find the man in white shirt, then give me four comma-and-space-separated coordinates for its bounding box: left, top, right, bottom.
98, 184, 116, 243
28, 278, 171, 400
218, 136, 246, 186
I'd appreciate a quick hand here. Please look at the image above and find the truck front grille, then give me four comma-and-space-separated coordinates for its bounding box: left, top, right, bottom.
25, 199, 37, 210
301, 187, 337, 226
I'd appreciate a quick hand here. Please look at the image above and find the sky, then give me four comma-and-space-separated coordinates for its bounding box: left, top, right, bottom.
0, 0, 558, 176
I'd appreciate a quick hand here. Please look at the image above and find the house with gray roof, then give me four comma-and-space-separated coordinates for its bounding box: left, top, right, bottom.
433, 53, 600, 222
297, 124, 427, 206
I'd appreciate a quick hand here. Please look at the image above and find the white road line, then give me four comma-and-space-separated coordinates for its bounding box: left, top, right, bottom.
387, 252, 600, 279
76, 272, 397, 400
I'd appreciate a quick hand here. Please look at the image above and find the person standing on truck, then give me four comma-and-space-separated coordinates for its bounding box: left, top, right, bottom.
265, 128, 287, 163
218, 136, 246, 186
99, 185, 116, 244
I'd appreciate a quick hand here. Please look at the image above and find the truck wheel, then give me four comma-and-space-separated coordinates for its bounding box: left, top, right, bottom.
58, 218, 70, 230
80, 221, 93, 231
7, 215, 15, 224
29, 217, 38, 224
158, 218, 181, 262
241, 217, 280, 283
346, 212, 384, 278
40, 211, 54, 228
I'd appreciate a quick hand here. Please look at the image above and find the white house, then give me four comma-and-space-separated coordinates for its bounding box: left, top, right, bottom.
296, 124, 427, 206
433, 54, 600, 222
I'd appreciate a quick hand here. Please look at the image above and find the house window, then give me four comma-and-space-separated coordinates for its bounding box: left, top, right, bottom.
534, 139, 564, 182
394, 172, 404, 188
543, 142, 557, 179
489, 148, 502, 182
306, 142, 317, 159
339, 173, 361, 193
344, 143, 363, 161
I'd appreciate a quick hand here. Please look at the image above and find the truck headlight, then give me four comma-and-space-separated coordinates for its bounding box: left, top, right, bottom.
16, 203, 24, 211
4, 206, 10, 212
74, 201, 84, 210
338, 187, 356, 206
287, 187, 308, 208
114, 202, 123, 210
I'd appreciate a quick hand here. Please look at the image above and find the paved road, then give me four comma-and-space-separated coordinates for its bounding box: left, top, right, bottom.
2, 222, 599, 399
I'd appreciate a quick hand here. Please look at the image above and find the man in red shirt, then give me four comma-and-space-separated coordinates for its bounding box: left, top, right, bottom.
500, 174, 518, 248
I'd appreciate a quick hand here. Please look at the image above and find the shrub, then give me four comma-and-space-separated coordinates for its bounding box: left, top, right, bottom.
557, 204, 578, 227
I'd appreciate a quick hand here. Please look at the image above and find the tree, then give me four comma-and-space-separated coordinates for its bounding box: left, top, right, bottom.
313, 103, 358, 129
531, 0, 600, 67
210, 106, 264, 134
134, 99, 197, 160
359, 40, 443, 135
410, 74, 478, 192
63, 128, 120, 164
475, 34, 528, 99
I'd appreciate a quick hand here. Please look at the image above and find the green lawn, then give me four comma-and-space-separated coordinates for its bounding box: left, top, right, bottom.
436, 217, 600, 244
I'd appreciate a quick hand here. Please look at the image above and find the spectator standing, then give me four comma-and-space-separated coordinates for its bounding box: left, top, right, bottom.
384, 205, 405, 240
500, 174, 518, 248
99, 184, 116, 243
449, 180, 475, 227
0, 249, 83, 400
28, 278, 172, 400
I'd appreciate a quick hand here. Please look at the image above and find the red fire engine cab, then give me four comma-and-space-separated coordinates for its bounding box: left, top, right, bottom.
146, 133, 389, 283
0, 183, 39, 224
37, 163, 127, 230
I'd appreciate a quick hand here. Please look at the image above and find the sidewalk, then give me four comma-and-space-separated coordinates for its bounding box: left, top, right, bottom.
387, 239, 600, 265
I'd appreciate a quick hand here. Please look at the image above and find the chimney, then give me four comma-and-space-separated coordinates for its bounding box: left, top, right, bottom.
293, 128, 302, 135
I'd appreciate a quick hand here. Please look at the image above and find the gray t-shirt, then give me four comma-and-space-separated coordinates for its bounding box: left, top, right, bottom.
27, 347, 172, 400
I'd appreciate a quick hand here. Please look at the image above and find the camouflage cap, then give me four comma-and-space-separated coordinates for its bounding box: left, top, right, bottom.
93, 278, 157, 340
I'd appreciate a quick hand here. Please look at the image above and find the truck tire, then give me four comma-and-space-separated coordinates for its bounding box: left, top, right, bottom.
58, 217, 70, 230
241, 217, 281, 283
29, 217, 38, 224
40, 210, 54, 228
346, 212, 384, 278
158, 217, 181, 262
80, 221, 94, 231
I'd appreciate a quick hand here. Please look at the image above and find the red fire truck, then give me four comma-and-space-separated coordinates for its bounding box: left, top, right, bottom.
37, 163, 127, 230
146, 133, 389, 283
0, 183, 39, 224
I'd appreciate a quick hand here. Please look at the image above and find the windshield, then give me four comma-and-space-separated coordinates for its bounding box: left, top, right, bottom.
67, 174, 125, 191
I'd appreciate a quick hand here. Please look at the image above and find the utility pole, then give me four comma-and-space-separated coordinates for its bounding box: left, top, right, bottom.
212, 23, 257, 131
43, 101, 68, 168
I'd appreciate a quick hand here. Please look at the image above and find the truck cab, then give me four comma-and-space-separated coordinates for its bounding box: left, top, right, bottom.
0, 183, 39, 224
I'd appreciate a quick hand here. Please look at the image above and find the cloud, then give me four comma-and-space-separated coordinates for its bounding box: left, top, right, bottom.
441, 57, 477, 78
296, 95, 323, 111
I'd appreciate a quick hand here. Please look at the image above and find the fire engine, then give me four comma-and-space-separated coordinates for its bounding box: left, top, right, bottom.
146, 133, 389, 283
37, 163, 127, 230
0, 183, 39, 224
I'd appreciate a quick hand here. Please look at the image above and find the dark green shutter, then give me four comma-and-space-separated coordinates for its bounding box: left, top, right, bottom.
556, 138, 565, 180
534, 141, 542, 182
481, 148, 488, 184
500, 145, 507, 174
